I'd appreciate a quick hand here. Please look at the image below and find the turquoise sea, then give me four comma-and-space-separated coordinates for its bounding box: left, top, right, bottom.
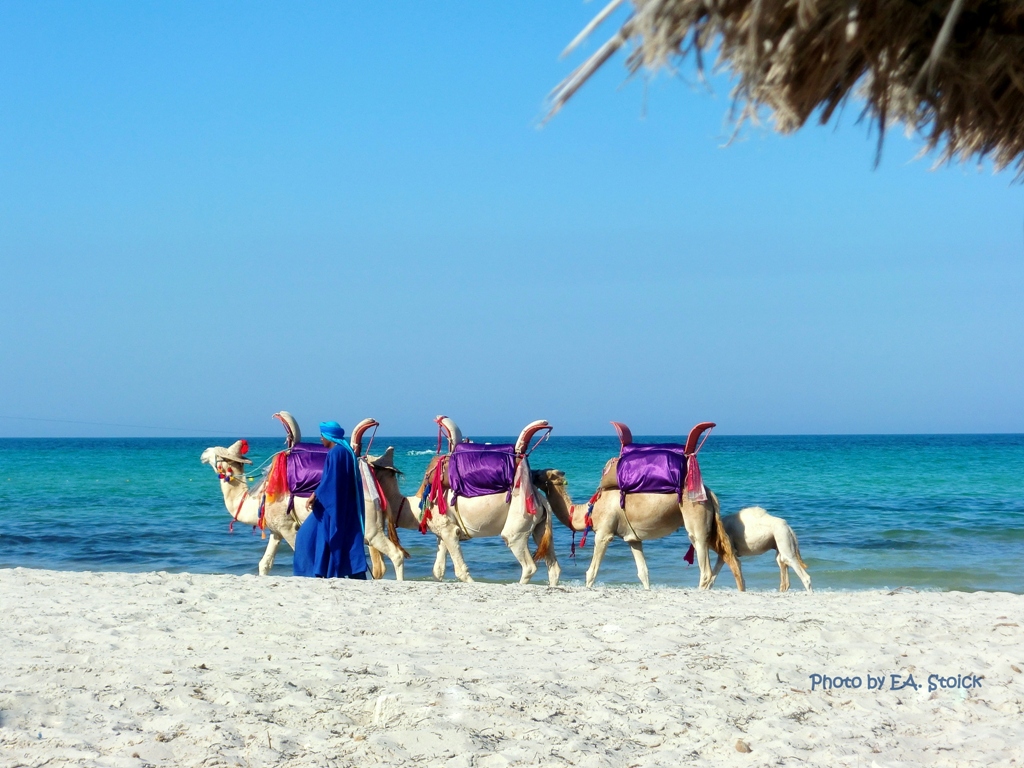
1, 435, 1022, 592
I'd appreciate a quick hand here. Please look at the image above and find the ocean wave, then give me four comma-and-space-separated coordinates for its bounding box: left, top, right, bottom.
405, 449, 436, 455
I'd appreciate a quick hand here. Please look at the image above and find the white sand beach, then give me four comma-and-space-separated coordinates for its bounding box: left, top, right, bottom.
1, 568, 1022, 768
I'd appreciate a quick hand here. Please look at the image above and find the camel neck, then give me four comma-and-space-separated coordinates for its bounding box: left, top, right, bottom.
219, 478, 258, 526
376, 470, 423, 524
542, 482, 579, 531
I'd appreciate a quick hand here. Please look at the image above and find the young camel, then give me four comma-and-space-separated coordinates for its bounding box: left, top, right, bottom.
533, 423, 744, 591
411, 416, 561, 586
200, 416, 410, 578
706, 507, 812, 592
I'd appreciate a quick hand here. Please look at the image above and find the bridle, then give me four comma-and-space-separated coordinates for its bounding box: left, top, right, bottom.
215, 459, 250, 530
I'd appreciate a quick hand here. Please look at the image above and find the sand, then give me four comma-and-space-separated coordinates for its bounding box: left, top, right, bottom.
1, 568, 1022, 767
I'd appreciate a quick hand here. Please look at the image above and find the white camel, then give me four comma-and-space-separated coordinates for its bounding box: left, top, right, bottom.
412, 416, 561, 586
532, 421, 744, 591
707, 507, 812, 592
200, 414, 410, 578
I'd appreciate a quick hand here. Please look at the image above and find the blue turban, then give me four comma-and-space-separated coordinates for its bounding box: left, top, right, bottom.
319, 421, 346, 444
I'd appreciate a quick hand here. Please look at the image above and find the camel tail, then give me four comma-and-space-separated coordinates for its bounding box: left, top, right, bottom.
532, 502, 553, 562
710, 490, 745, 592
369, 546, 386, 580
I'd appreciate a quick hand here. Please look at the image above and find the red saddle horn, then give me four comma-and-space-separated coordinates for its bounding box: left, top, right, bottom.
684, 422, 716, 455
610, 421, 633, 448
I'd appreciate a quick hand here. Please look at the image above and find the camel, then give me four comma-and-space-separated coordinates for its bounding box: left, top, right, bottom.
706, 507, 812, 592
412, 416, 561, 586
532, 421, 745, 591
200, 414, 411, 578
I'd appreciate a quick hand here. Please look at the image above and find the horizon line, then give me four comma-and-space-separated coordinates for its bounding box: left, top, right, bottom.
2, 431, 1023, 440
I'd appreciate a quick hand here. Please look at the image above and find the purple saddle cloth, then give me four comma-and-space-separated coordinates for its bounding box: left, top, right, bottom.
287, 443, 330, 497
616, 443, 688, 500
449, 443, 516, 500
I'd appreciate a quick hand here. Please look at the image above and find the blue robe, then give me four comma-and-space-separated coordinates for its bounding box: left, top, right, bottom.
293, 441, 368, 578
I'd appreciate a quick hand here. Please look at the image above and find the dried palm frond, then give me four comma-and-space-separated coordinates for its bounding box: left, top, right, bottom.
550, 0, 1024, 174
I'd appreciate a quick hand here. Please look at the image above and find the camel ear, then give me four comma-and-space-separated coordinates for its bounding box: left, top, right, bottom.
371, 446, 395, 469
226, 440, 253, 464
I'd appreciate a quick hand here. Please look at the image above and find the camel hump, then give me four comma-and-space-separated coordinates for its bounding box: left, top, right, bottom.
684, 422, 716, 455
515, 420, 552, 455
350, 418, 379, 457
598, 457, 620, 490
417, 454, 450, 496
273, 411, 301, 448
736, 506, 770, 522
610, 421, 632, 448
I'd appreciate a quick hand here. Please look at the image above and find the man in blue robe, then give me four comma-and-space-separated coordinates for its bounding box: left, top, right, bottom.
293, 421, 368, 579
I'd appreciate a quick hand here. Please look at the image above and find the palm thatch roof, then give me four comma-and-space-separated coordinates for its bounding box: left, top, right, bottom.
550, 0, 1024, 173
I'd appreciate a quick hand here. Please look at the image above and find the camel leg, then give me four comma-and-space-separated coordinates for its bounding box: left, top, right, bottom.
690, 535, 713, 590
258, 532, 283, 576
434, 525, 473, 583
725, 551, 746, 592
679, 514, 712, 593
504, 531, 538, 585
432, 539, 448, 581
585, 530, 614, 588
780, 553, 812, 592
681, 504, 715, 589
532, 520, 561, 587
627, 540, 650, 590
365, 530, 405, 581
777, 553, 791, 592
709, 552, 726, 590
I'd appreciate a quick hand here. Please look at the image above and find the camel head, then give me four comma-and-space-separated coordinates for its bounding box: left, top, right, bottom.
200, 440, 253, 482
362, 446, 407, 507
530, 468, 582, 531
530, 468, 566, 493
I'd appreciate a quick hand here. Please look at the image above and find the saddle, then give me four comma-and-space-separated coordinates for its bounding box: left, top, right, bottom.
617, 443, 688, 499
418, 417, 552, 535
283, 443, 329, 497
265, 416, 381, 501
599, 421, 715, 507
448, 443, 517, 501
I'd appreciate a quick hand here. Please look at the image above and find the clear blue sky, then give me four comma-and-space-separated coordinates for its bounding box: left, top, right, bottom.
2, 1, 1022, 438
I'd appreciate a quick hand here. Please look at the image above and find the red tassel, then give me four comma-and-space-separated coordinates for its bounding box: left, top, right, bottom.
428, 460, 448, 516
266, 452, 289, 503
